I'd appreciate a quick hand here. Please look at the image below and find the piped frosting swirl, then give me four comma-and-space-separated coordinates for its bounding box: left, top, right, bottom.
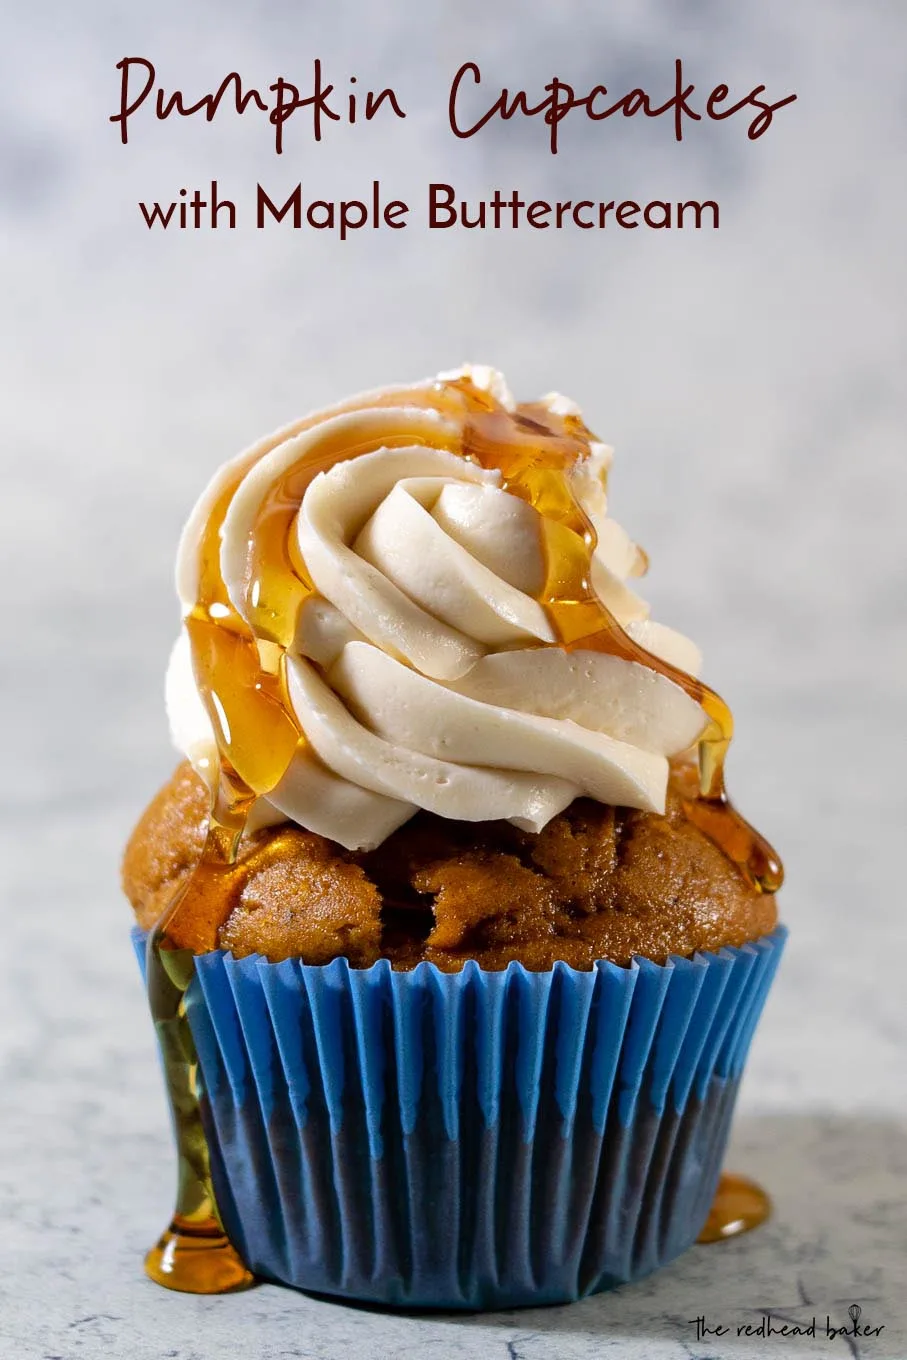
167, 367, 711, 851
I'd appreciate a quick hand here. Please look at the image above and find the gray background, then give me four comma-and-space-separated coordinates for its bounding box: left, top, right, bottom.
2, 2, 906, 1358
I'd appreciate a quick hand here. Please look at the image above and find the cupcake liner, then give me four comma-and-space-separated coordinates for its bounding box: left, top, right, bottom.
132, 925, 785, 1308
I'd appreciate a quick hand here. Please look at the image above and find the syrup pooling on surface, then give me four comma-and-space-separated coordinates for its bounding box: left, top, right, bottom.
698, 1173, 772, 1243
145, 372, 782, 1292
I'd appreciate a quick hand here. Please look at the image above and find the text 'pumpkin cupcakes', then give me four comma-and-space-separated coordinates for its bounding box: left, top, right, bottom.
124, 365, 785, 1308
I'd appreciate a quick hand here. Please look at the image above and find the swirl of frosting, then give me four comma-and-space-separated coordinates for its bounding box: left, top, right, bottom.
168, 367, 708, 850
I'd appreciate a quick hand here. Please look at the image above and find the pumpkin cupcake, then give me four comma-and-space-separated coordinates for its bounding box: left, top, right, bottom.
125, 365, 784, 1306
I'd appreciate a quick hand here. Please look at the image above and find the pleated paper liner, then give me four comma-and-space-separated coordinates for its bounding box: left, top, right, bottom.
133, 924, 786, 1308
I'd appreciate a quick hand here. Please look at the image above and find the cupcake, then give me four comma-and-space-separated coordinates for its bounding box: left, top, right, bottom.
124, 365, 785, 1307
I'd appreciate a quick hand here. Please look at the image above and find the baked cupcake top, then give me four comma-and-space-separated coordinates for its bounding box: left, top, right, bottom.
125, 365, 782, 964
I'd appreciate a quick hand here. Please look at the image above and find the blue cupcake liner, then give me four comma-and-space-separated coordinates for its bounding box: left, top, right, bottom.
133, 925, 785, 1308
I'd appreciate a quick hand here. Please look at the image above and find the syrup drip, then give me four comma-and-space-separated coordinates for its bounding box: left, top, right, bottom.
145, 373, 782, 1292
144, 827, 255, 1293
698, 1173, 772, 1242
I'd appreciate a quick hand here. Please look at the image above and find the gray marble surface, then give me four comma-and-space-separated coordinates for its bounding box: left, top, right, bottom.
2, 1, 906, 1357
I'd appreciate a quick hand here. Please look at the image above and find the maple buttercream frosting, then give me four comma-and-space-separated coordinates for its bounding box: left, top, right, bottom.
166, 366, 707, 852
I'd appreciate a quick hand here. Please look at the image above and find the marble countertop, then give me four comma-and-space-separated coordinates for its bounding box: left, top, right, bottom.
2, 1, 906, 1357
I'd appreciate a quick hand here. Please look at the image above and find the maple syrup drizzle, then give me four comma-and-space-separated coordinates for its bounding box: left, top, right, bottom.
145, 374, 783, 1291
